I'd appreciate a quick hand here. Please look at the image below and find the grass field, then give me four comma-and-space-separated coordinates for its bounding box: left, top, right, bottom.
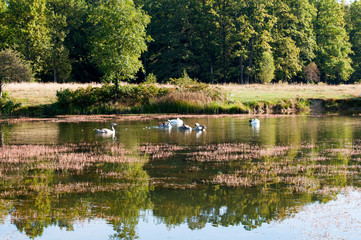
4, 82, 361, 107
5, 82, 102, 107
220, 83, 361, 103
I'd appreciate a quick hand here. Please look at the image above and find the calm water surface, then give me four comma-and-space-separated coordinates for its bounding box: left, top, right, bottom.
1, 116, 361, 239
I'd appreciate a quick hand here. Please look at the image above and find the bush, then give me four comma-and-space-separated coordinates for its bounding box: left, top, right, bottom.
144, 73, 157, 84
56, 84, 170, 113
304, 62, 320, 83
0, 91, 21, 115
167, 71, 225, 101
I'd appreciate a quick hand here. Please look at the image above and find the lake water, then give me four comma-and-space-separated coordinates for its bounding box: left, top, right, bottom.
1, 116, 361, 239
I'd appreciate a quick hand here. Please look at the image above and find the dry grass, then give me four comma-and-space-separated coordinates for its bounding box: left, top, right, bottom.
5, 82, 361, 108
156, 91, 214, 105
5, 82, 102, 107
220, 83, 361, 102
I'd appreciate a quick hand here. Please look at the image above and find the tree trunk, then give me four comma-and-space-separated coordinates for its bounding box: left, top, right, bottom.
0, 82, 2, 98
53, 56, 58, 83
239, 55, 244, 84
222, 27, 227, 83
210, 53, 214, 84
246, 38, 254, 84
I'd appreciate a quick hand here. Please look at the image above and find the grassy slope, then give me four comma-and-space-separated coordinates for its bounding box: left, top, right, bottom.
220, 84, 361, 103
5, 82, 361, 107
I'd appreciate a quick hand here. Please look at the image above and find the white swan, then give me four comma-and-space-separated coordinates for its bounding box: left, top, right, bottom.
158, 122, 172, 129
179, 123, 192, 131
168, 118, 183, 127
249, 118, 260, 126
95, 123, 117, 134
195, 123, 206, 131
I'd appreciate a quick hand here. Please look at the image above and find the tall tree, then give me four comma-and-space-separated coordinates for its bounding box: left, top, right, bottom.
0, 0, 7, 49
245, 0, 275, 83
314, 0, 353, 83
62, 1, 101, 83
5, 0, 52, 77
91, 0, 150, 82
273, 0, 316, 82
43, 0, 73, 83
258, 44, 275, 83
139, 0, 198, 82
349, 0, 361, 81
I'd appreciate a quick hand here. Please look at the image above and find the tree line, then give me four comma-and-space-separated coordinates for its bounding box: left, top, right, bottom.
1, 0, 361, 85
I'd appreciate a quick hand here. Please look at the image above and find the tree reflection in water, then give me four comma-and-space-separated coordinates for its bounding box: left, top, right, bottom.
1, 117, 361, 239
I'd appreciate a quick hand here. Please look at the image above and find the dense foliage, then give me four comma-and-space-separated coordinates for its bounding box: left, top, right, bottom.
0, 0, 360, 84
0, 49, 32, 97
139, 0, 357, 84
0, 0, 149, 83
0, 91, 21, 115
56, 84, 170, 113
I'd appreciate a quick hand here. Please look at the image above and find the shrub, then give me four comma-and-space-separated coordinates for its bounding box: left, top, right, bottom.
304, 62, 320, 83
0, 91, 21, 115
144, 73, 157, 84
167, 71, 225, 101
56, 84, 170, 113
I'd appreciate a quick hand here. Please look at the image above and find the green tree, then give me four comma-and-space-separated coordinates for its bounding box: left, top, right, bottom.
91, 0, 150, 83
139, 0, 199, 82
0, 49, 32, 97
245, 0, 275, 83
62, 1, 101, 83
349, 0, 361, 82
314, 0, 353, 83
258, 44, 275, 83
5, 0, 52, 77
42, 0, 73, 83
0, 0, 7, 49
288, 0, 317, 64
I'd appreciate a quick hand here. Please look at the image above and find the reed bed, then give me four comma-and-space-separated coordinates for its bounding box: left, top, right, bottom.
186, 143, 303, 162
181, 142, 361, 193
2, 140, 361, 196
0, 143, 146, 169
0, 142, 150, 196
52, 182, 146, 194
139, 143, 185, 159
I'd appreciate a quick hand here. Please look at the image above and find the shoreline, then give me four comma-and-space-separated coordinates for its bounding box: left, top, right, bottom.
0, 112, 354, 124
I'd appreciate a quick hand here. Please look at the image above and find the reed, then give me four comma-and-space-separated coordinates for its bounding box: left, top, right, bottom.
139, 143, 185, 159
2, 140, 361, 195
0, 143, 148, 175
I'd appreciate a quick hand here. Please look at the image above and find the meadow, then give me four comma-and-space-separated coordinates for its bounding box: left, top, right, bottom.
5, 82, 361, 107
222, 83, 361, 102
5, 82, 102, 107
3, 82, 361, 116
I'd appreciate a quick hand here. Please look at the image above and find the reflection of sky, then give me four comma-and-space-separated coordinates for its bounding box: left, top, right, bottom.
341, 0, 355, 4
1, 189, 361, 240
0, 218, 114, 240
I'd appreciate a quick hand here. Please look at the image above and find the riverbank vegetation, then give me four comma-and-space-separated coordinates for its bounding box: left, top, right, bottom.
2, 81, 361, 116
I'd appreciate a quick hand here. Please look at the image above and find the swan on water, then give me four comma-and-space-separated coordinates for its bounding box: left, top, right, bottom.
158, 122, 172, 129
95, 123, 117, 134
179, 123, 192, 131
195, 123, 206, 131
168, 118, 184, 127
249, 118, 260, 126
